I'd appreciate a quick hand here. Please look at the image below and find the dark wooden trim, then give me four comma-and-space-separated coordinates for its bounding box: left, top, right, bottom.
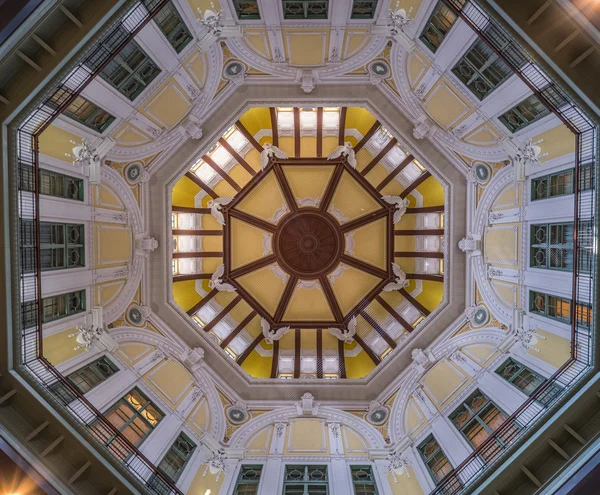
229, 282, 273, 323
236, 119, 263, 151
277, 321, 342, 328
173, 273, 212, 282
319, 164, 344, 212
316, 329, 323, 378
338, 339, 346, 378
294, 329, 301, 378
270, 107, 279, 147
172, 229, 222, 236
218, 137, 256, 177
293, 107, 301, 157
359, 310, 396, 349
185, 172, 218, 198
338, 107, 347, 145
340, 254, 388, 279
203, 154, 241, 192
228, 209, 277, 233
186, 289, 217, 316
361, 138, 398, 176
224, 210, 231, 273
274, 275, 297, 321
394, 229, 444, 236
237, 334, 264, 365
399, 288, 430, 316
220, 310, 257, 348
347, 279, 392, 321
204, 295, 242, 332
376, 154, 414, 192
316, 107, 323, 157
229, 254, 277, 278
172, 206, 211, 214
400, 171, 432, 199
320, 276, 343, 323
376, 295, 413, 332
354, 334, 381, 365
173, 252, 222, 258
340, 208, 388, 233
407, 273, 444, 282
273, 163, 298, 212
407, 205, 445, 214
354, 120, 380, 152
395, 251, 444, 258
270, 340, 280, 378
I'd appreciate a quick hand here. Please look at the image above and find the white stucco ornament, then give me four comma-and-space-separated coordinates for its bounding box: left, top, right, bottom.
69, 324, 102, 351
388, 450, 411, 482
197, 3, 223, 36
203, 450, 226, 481
458, 234, 481, 256
328, 142, 357, 168
209, 264, 236, 292
208, 197, 234, 225
388, 2, 413, 35
382, 196, 410, 224
183, 347, 204, 371
261, 318, 291, 344
411, 348, 435, 375
260, 142, 288, 170
383, 262, 410, 291
327, 317, 357, 344
137, 235, 158, 252
412, 115, 433, 140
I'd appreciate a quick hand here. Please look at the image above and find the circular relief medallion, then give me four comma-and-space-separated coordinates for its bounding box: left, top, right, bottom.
472, 306, 489, 327
273, 211, 343, 279
125, 162, 143, 183
127, 305, 144, 326
227, 407, 248, 424
368, 407, 389, 425
224, 61, 245, 79
368, 60, 391, 78
473, 162, 492, 184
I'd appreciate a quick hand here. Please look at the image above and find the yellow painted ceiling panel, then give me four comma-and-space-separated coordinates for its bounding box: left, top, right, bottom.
236, 171, 287, 223
329, 171, 382, 223
345, 107, 377, 137
43, 328, 85, 366
364, 163, 388, 189
239, 107, 271, 136
283, 285, 335, 321
283, 165, 335, 205
172, 175, 200, 207
345, 217, 387, 270
244, 30, 270, 58
278, 328, 296, 350
322, 136, 339, 156
241, 349, 272, 378
416, 175, 445, 207
144, 81, 190, 128
423, 361, 467, 405
278, 136, 295, 157
147, 360, 193, 404
345, 349, 376, 379
236, 265, 287, 316
230, 217, 269, 269
425, 80, 471, 129
331, 265, 381, 315
343, 31, 369, 59
284, 31, 329, 66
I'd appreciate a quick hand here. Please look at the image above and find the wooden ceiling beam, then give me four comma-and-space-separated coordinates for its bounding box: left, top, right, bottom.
316, 107, 323, 157
203, 154, 241, 192
203, 295, 242, 332
354, 334, 381, 365
294, 107, 301, 157
173, 252, 222, 258
186, 288, 217, 316
236, 119, 263, 151
237, 334, 265, 365
338, 107, 347, 145
400, 171, 431, 199
359, 310, 396, 349
354, 120, 380, 152
228, 209, 277, 233
294, 329, 301, 378
340, 209, 388, 233
395, 251, 443, 258
320, 276, 344, 323
319, 164, 344, 212
399, 288, 430, 316
274, 275, 297, 321
173, 273, 212, 282
185, 171, 218, 198
340, 254, 389, 279
376, 295, 413, 332
270, 340, 280, 378
278, 321, 342, 329
220, 310, 257, 348
229, 254, 276, 278
273, 163, 298, 213
338, 339, 347, 378
407, 273, 444, 282
361, 138, 398, 176
172, 206, 211, 214
218, 137, 256, 177
172, 229, 222, 236
376, 154, 414, 192
407, 205, 445, 214
270, 107, 279, 147
316, 329, 323, 379
395, 229, 444, 236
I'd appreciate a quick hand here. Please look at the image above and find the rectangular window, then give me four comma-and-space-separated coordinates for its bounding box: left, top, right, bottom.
47, 86, 116, 133
22, 290, 86, 328
95, 27, 161, 101
530, 223, 574, 270
450, 390, 520, 461
283, 465, 328, 494
499, 94, 551, 133
350, 466, 378, 494
531, 169, 574, 200
282, 1, 329, 19
233, 465, 263, 494
20, 166, 84, 200
149, 432, 197, 493
419, 0, 464, 52
495, 358, 562, 406
68, 356, 119, 394
351, 1, 378, 19
530, 291, 592, 328
145, 0, 193, 53
233, 0, 261, 19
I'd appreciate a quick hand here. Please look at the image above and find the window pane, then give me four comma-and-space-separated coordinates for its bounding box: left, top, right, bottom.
499, 94, 550, 132
233, 0, 261, 19
282, 1, 329, 19
351, 0, 378, 19
419, 1, 464, 52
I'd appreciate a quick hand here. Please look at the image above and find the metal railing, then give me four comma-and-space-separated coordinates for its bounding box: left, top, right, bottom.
13, 1, 183, 493
429, 1, 597, 494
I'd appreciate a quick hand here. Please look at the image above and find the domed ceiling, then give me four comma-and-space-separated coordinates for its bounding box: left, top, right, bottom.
171, 106, 445, 379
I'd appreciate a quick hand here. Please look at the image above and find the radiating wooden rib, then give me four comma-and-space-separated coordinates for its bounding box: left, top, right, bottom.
317, 329, 323, 378
359, 310, 396, 348
174, 273, 212, 282
319, 164, 344, 212
220, 310, 257, 348
218, 137, 256, 176
229, 254, 276, 278
361, 138, 398, 176
236, 119, 263, 151
395, 229, 444, 236
294, 329, 301, 378
274, 275, 297, 321
278, 321, 343, 329
203, 154, 241, 192
354, 120, 380, 152
172, 206, 211, 214
228, 209, 277, 232
376, 154, 414, 192
185, 171, 218, 198
237, 334, 265, 365
338, 107, 347, 145
173, 252, 223, 258
395, 251, 443, 258
338, 339, 347, 378
340, 209, 388, 233
400, 171, 431, 199
203, 295, 242, 332
399, 288, 430, 316
407, 205, 444, 213
354, 334, 381, 365
340, 254, 388, 279
407, 273, 444, 282
270, 107, 279, 146
320, 276, 343, 322
273, 163, 298, 212
186, 289, 217, 316
172, 229, 222, 236
376, 295, 413, 332
271, 340, 280, 378
294, 107, 301, 157
317, 107, 323, 157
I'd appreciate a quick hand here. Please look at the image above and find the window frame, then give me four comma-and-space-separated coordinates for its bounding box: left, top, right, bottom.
283, 464, 329, 494
282, 0, 329, 19
47, 86, 116, 133
149, 432, 196, 492
495, 358, 562, 406
419, 0, 464, 53
67, 356, 119, 394
36, 289, 86, 324
233, 0, 261, 20
350, 0, 378, 19
498, 94, 551, 133
233, 464, 263, 494
531, 169, 574, 200
145, 0, 193, 53
350, 465, 379, 495
529, 290, 592, 328
417, 435, 457, 487
529, 222, 574, 271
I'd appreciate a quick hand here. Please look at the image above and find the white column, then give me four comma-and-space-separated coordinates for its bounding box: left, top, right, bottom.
433, 20, 479, 71
406, 446, 436, 493
430, 415, 472, 468
328, 423, 352, 495
478, 371, 525, 415
85, 368, 138, 411
139, 414, 185, 464
373, 459, 393, 495
258, 423, 286, 495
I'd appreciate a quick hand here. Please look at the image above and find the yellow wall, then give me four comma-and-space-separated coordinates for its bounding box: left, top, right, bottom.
43, 328, 85, 366
387, 469, 424, 495
173, 176, 201, 207
530, 329, 571, 368
173, 280, 201, 312
186, 466, 224, 495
